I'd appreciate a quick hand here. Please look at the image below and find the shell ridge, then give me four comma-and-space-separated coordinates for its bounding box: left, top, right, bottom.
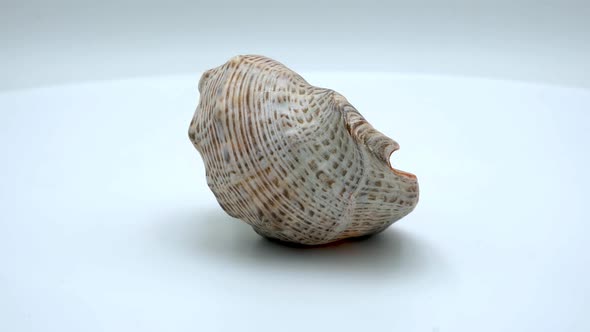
238, 64, 318, 240
335, 94, 400, 166
214, 61, 257, 221
234, 61, 298, 231
324, 129, 368, 242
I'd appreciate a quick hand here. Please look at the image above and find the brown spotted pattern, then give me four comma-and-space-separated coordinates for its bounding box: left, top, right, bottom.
188, 55, 419, 245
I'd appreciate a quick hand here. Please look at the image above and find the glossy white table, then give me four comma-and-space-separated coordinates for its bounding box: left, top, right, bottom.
1, 73, 588, 331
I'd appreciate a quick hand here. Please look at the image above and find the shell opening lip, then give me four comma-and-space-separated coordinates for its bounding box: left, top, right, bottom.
391, 167, 417, 180
388, 150, 417, 180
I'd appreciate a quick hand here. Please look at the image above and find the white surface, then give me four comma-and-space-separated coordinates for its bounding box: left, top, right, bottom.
1, 73, 589, 331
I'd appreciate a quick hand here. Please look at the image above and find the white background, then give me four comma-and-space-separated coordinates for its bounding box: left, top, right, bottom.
1, 1, 589, 331
2, 0, 590, 90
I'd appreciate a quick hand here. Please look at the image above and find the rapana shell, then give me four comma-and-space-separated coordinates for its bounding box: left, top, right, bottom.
188, 55, 419, 245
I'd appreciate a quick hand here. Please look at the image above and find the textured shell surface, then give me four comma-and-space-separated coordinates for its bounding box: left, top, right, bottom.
188, 55, 419, 245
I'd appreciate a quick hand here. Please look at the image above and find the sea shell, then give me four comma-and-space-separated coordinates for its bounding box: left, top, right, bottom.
188, 55, 419, 245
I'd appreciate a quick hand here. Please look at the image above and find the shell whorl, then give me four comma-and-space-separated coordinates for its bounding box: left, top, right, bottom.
189, 55, 419, 245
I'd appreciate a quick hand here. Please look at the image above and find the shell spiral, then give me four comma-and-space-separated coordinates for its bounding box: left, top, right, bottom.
189, 55, 419, 245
